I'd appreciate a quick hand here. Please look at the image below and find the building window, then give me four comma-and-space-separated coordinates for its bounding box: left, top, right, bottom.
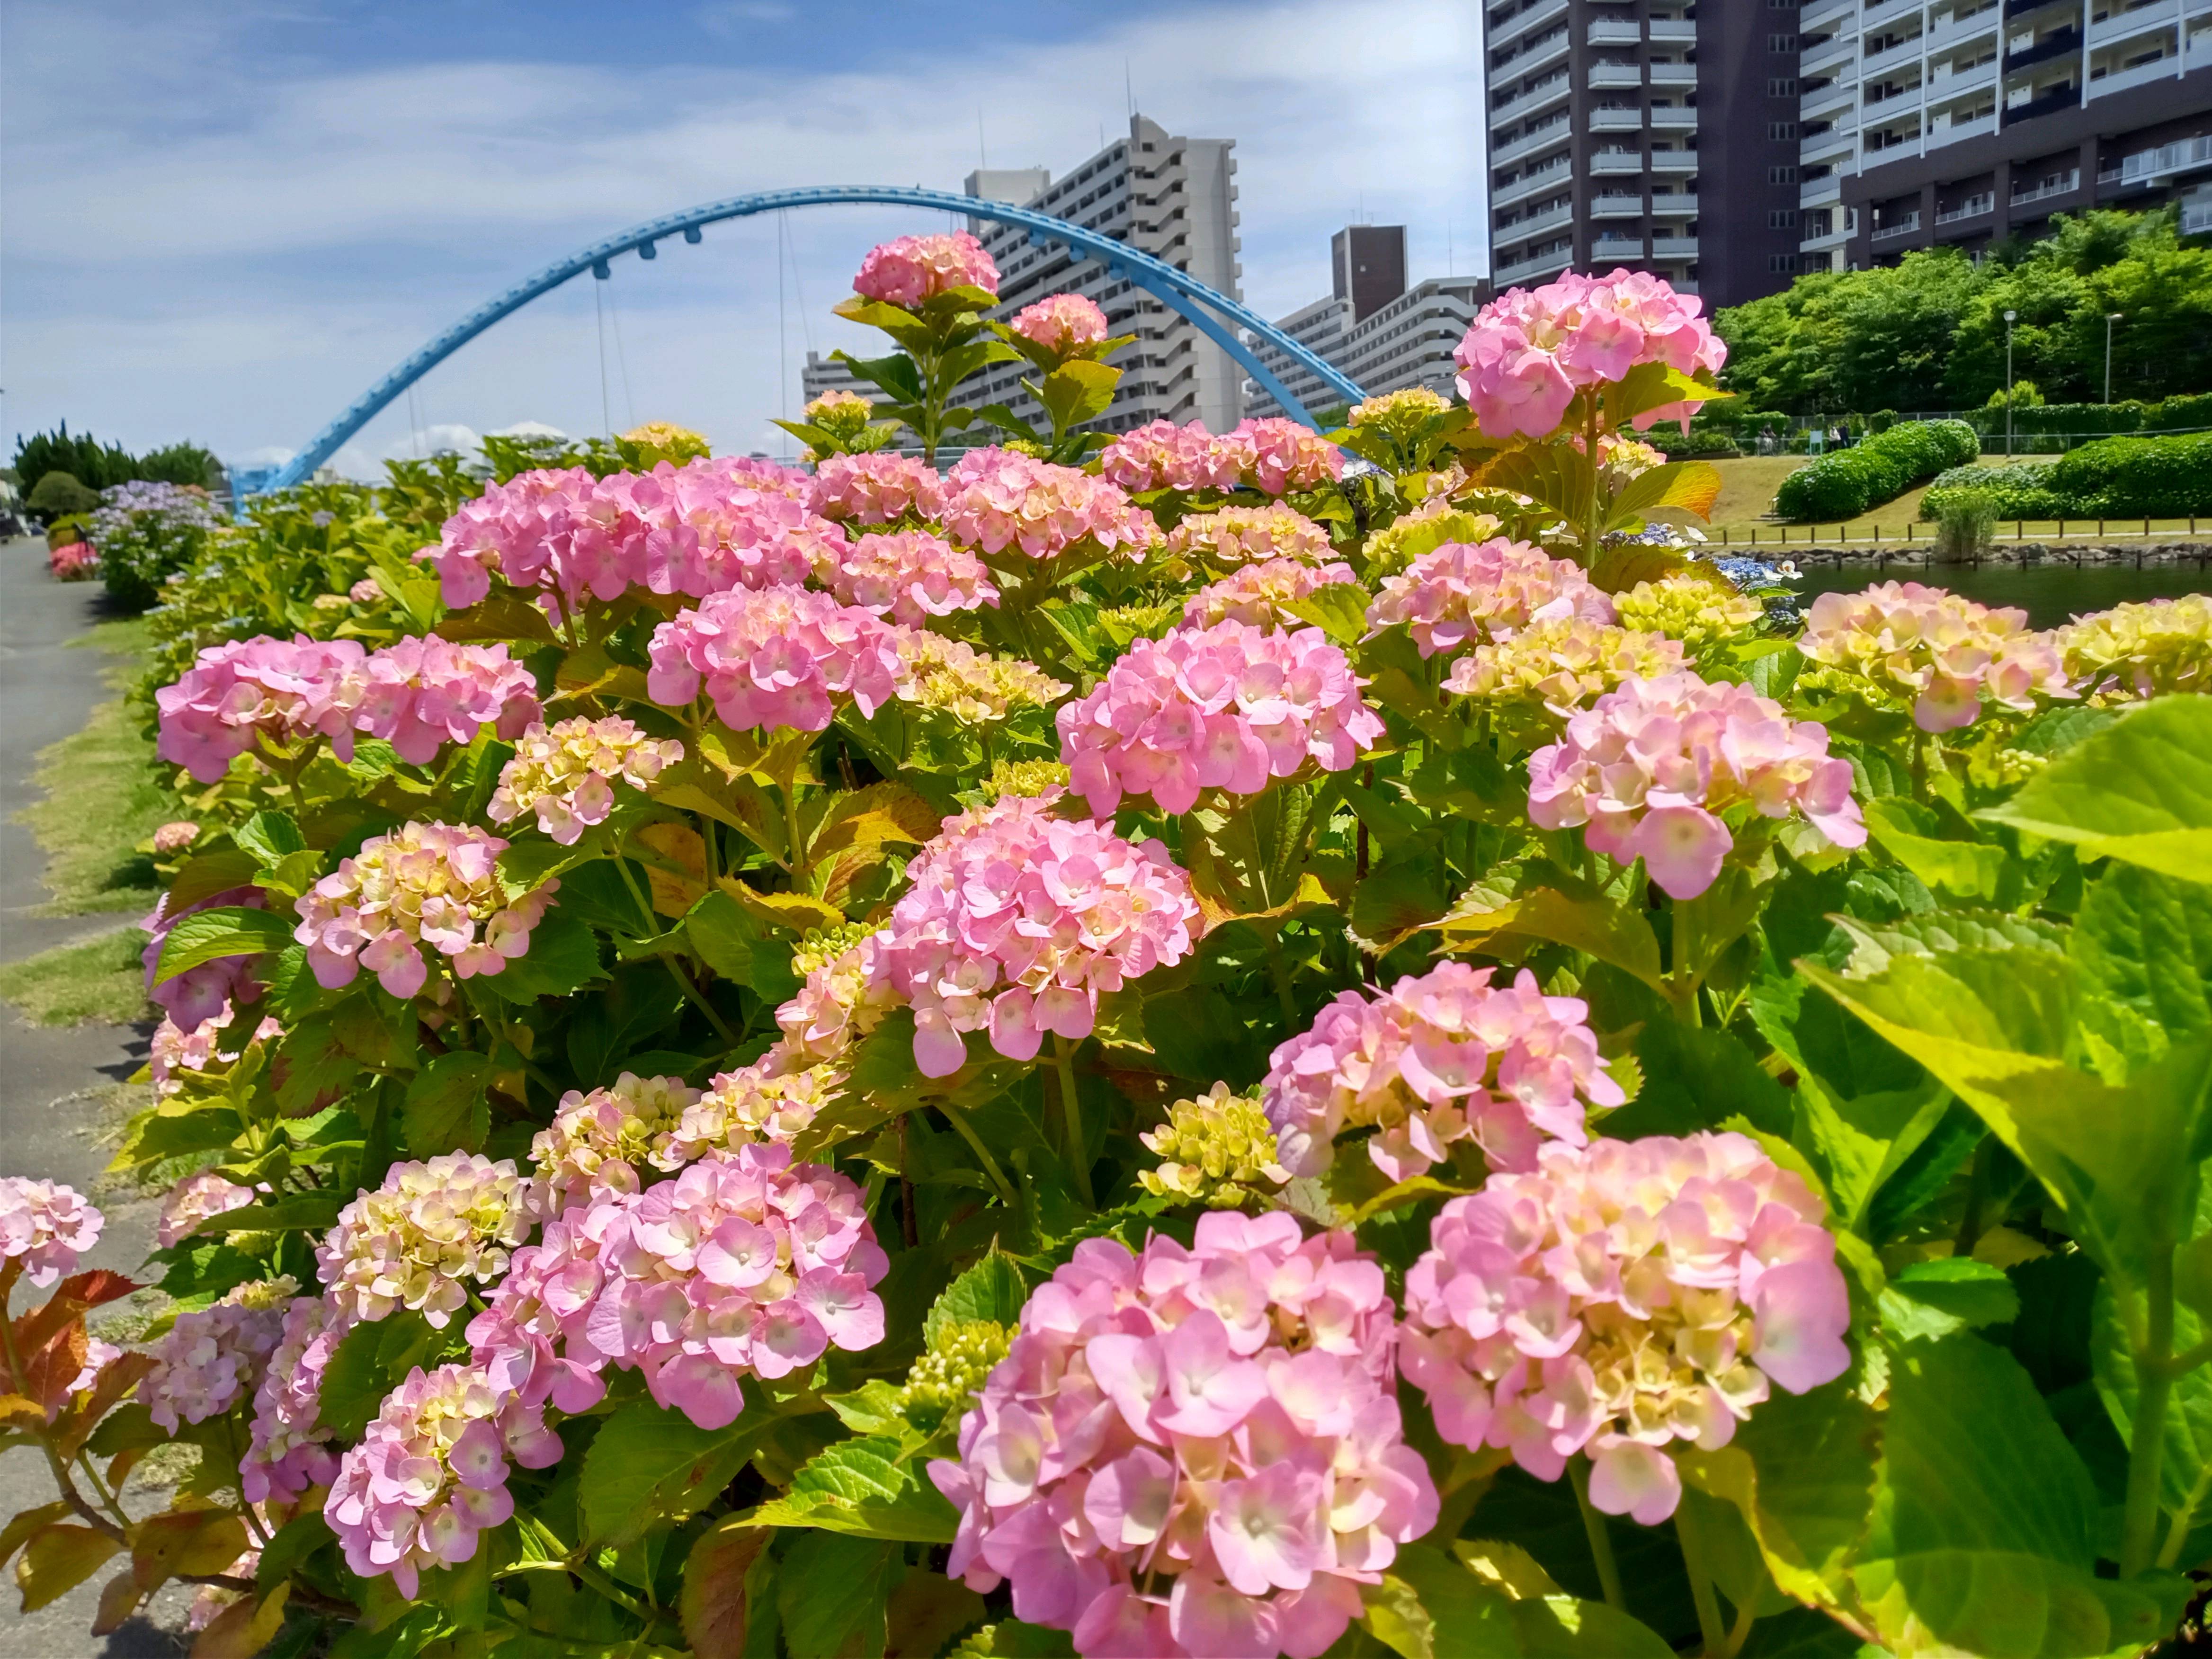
1769, 164, 1799, 183
1769, 208, 1801, 227
1768, 78, 1799, 97
1769, 253, 1801, 273
1769, 121, 1799, 139
1769, 34, 1799, 52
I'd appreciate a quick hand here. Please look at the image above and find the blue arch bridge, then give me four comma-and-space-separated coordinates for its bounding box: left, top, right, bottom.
245, 185, 1369, 499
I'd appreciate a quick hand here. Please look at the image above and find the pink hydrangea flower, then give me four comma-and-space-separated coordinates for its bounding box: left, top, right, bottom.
667, 1052, 848, 1160
0, 1177, 102, 1287
1798, 580, 2073, 732
853, 232, 1000, 307
154, 635, 369, 782
242, 1295, 348, 1504
1166, 505, 1338, 569
1263, 963, 1623, 1183
294, 822, 557, 998
424, 467, 640, 611
818, 529, 1000, 624
467, 1142, 887, 1431
1400, 1133, 1850, 1525
868, 794, 1202, 1077
143, 888, 267, 1027
1011, 293, 1111, 354
1442, 617, 1688, 711
355, 634, 542, 766
806, 452, 947, 526
928, 1212, 1437, 1659
325, 1361, 560, 1597
1056, 620, 1383, 817
1227, 418, 1345, 495
1366, 537, 1614, 659
488, 716, 684, 845
156, 1170, 258, 1247
529, 1072, 702, 1212
348, 578, 384, 605
1454, 269, 1727, 439
144, 1278, 293, 1433
941, 448, 1159, 561
318, 1153, 541, 1328
602, 461, 837, 598
1099, 419, 1244, 494
645, 585, 905, 733
152, 821, 199, 854
1182, 560, 1361, 631
1526, 670, 1867, 901
149, 1005, 281, 1101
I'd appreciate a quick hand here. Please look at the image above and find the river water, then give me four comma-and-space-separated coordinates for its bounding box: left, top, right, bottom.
1784, 561, 2212, 628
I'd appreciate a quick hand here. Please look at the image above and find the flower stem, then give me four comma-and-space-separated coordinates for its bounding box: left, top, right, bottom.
611, 856, 738, 1047
2122, 1246, 2177, 1578
1674, 1492, 1730, 1658
1569, 1459, 1626, 1612
1053, 1034, 1096, 1209
939, 1103, 1017, 1207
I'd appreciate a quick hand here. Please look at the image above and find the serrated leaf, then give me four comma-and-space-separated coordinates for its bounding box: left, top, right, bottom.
154, 908, 294, 984
720, 878, 844, 936
1281, 581, 1371, 644
580, 1400, 763, 1545
777, 1533, 896, 1659
1881, 1258, 2022, 1341
1437, 883, 1665, 992
17, 1524, 123, 1613
924, 1250, 1028, 1346
680, 1520, 769, 1659
1835, 907, 2066, 977
747, 1435, 959, 1542
1981, 696, 2212, 881
476, 911, 603, 1002
401, 1051, 491, 1157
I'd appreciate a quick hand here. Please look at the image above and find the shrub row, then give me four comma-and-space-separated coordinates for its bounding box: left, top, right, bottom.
1963, 390, 2212, 441
1921, 432, 2212, 520
1773, 419, 1979, 521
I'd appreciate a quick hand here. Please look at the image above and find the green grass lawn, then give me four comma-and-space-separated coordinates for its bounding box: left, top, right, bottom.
0, 928, 152, 1026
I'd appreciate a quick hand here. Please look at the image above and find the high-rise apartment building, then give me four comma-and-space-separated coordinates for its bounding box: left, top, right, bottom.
1485, 0, 1806, 307
1244, 225, 1489, 419
1794, 0, 2212, 272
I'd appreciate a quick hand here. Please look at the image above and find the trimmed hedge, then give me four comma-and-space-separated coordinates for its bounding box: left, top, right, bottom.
1772, 419, 1979, 521
1964, 390, 2212, 443
1918, 463, 2067, 522
1920, 433, 2212, 520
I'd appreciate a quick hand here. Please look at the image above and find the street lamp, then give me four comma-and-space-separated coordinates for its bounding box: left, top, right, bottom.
2105, 312, 2123, 406
2004, 309, 2018, 457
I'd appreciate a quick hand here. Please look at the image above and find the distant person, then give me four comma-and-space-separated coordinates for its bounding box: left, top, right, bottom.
1758, 424, 1778, 455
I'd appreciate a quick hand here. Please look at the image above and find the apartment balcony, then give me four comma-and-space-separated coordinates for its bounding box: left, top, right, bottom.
1652, 150, 1700, 172
1802, 79, 1857, 121
1650, 235, 1700, 257
1800, 223, 1855, 253
1864, 36, 1930, 78
1802, 35, 1857, 76
1650, 193, 1699, 216
1802, 176, 1846, 209
1488, 0, 1568, 52
1803, 127, 1860, 167
1591, 108, 1647, 130
2089, 3, 2178, 50
1591, 192, 1648, 217
2087, 49, 2183, 99
1929, 55, 1999, 94
1492, 117, 1574, 166
2006, 0, 2077, 20
1865, 75, 1928, 109
1591, 233, 1649, 258
2182, 195, 2212, 236
1489, 30, 1570, 92
1873, 210, 1924, 239
1492, 155, 1574, 208
1492, 248, 1574, 287
2010, 166, 2081, 205
1651, 106, 1700, 130
1587, 18, 1640, 44
1495, 201, 1576, 243
2007, 25, 2082, 68
1591, 149, 1647, 174
1650, 18, 1697, 44
1802, 0, 1856, 29
2005, 79, 2081, 121
1588, 62, 1644, 89
1928, 4, 2003, 50
1929, 108, 1999, 144
1936, 190, 1997, 223
2120, 133, 2212, 185
1864, 0, 1932, 33
1495, 69, 1571, 115
1649, 62, 1698, 88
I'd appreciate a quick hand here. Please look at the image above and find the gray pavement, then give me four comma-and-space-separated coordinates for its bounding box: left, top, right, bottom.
0, 537, 191, 1656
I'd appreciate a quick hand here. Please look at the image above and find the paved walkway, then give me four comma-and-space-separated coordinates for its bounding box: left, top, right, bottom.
0, 538, 192, 1655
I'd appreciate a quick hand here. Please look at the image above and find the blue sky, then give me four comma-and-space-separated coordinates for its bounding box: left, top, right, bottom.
2, 0, 1483, 476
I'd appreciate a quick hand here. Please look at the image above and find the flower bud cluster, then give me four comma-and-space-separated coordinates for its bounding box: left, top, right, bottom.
2053, 594, 2212, 700
489, 716, 684, 845
467, 1142, 887, 1431
1400, 1133, 1850, 1525
621, 420, 711, 462
355, 634, 543, 766
1454, 269, 1725, 440
157, 1170, 259, 1247
1797, 580, 2071, 732
243, 1295, 348, 1504
869, 793, 1201, 1077
853, 232, 1000, 306
1139, 1083, 1290, 1208
898, 1319, 1011, 1424
806, 452, 947, 526
804, 388, 874, 430
1181, 559, 1360, 630
1056, 620, 1383, 817
295, 821, 556, 998
1613, 572, 1766, 661
894, 631, 1071, 722
646, 585, 904, 733
1264, 963, 1623, 1184
941, 449, 1157, 562
1526, 671, 1867, 900
530, 1072, 704, 1212
154, 636, 369, 783
985, 758, 1073, 800
1349, 386, 1450, 433
1164, 505, 1336, 569
326, 1361, 561, 1597
0, 1177, 102, 1287
1361, 508, 1504, 578
929, 1213, 1437, 1659
149, 1006, 282, 1101
143, 1278, 294, 1433
1367, 538, 1614, 659
317, 1153, 541, 1328
1011, 294, 1110, 354
818, 529, 999, 624
1443, 617, 1687, 710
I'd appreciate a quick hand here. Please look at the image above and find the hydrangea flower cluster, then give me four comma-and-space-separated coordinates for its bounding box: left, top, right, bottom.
1454, 268, 1726, 439
1263, 963, 1623, 1183
468, 1142, 887, 1431
1399, 1133, 1851, 1525
869, 793, 1202, 1076
1011, 293, 1111, 354
806, 452, 947, 526
852, 232, 999, 307
929, 1212, 1438, 1659
143, 1278, 294, 1433
1232, 418, 1347, 495
1099, 419, 1245, 494
47, 540, 98, 580
894, 632, 1071, 722
294, 821, 557, 997
820, 529, 999, 624
1443, 618, 1687, 710
647, 585, 905, 733
152, 820, 199, 854
941, 449, 1157, 561
621, 420, 711, 462
488, 716, 684, 845
2057, 594, 2212, 698
530, 1072, 703, 1210
1166, 506, 1338, 570
604, 463, 835, 597
1526, 671, 1867, 901
88, 480, 224, 544
668, 1051, 849, 1159
355, 634, 542, 766
1350, 386, 1451, 430
1367, 538, 1614, 659
804, 388, 873, 425
1056, 620, 1383, 817
317, 1153, 541, 1328
1797, 580, 2072, 732
1613, 572, 1766, 661
897, 1320, 1011, 1424
0, 1177, 102, 1287
1182, 559, 1361, 630
149, 1006, 282, 1100
143, 888, 267, 1026
1139, 1082, 1290, 1208
157, 1170, 258, 1247
426, 467, 633, 610
326, 1361, 561, 1597
154, 636, 369, 782
242, 1296, 348, 1504
1363, 508, 1504, 577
